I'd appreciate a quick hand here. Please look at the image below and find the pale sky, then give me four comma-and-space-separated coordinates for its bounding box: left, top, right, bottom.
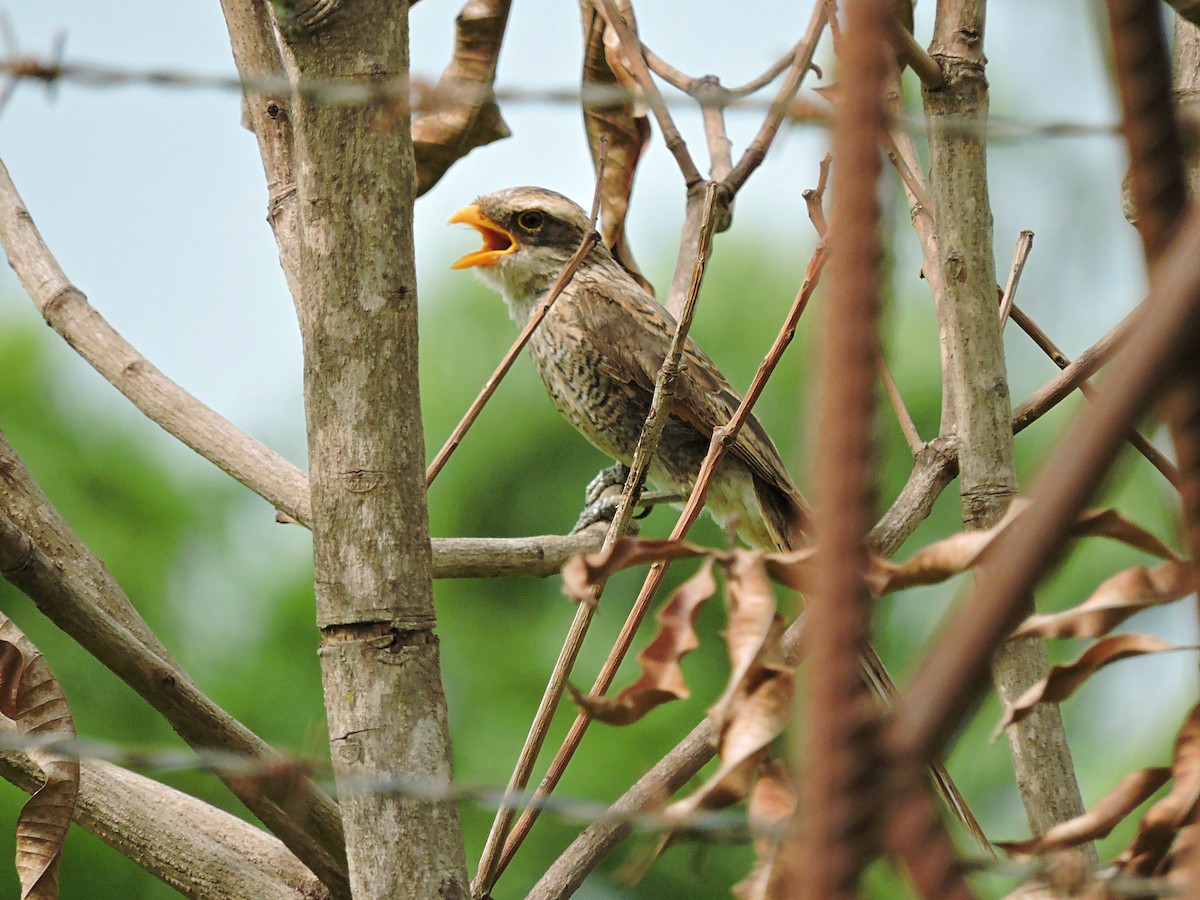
1, 1, 1139, 445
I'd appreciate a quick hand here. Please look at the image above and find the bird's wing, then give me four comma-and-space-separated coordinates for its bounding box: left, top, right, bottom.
576, 281, 807, 519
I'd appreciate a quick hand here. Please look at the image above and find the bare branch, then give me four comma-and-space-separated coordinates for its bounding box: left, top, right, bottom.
0, 430, 349, 896
921, 0, 1089, 843
998, 229, 1034, 326
1009, 304, 1179, 485
0, 718, 328, 900
268, 1, 469, 893
594, 0, 702, 185
0, 157, 313, 527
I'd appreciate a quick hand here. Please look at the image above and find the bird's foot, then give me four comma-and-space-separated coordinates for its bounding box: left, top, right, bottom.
583, 462, 630, 507
572, 462, 629, 534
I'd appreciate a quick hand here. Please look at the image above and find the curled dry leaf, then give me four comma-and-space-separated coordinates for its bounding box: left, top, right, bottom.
560, 537, 711, 603
868, 503, 1175, 596
996, 635, 1197, 736
1116, 702, 1200, 875
0, 615, 79, 900
711, 551, 787, 726
762, 504, 1175, 600
1012, 559, 1195, 641
581, 0, 653, 292
666, 670, 794, 822
732, 758, 797, 900
1070, 508, 1180, 561
411, 0, 513, 196
665, 555, 793, 821
996, 766, 1172, 856
568, 559, 717, 725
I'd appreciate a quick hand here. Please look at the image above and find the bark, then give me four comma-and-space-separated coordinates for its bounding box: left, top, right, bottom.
265, 1, 468, 896
922, 0, 1090, 845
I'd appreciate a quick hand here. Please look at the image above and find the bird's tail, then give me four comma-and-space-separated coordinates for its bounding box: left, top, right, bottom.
856, 643, 991, 853
753, 478, 810, 553
755, 484, 991, 853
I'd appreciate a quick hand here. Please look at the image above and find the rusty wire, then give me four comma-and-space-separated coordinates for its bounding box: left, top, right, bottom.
790, 0, 889, 896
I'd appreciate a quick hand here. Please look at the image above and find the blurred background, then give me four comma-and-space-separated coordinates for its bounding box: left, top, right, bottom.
0, 1, 1197, 896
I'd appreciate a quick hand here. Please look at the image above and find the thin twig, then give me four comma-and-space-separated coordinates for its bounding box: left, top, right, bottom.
594, 0, 702, 185
496, 223, 829, 884
998, 230, 1034, 325
1012, 309, 1137, 433
886, 12, 944, 89
879, 355, 924, 454
802, 153, 833, 236
724, 1, 828, 193
472, 183, 723, 896
1009, 304, 1179, 486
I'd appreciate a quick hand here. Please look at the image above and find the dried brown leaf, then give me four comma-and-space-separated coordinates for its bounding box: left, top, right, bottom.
582, 0, 653, 292
1071, 507, 1179, 561
996, 635, 1196, 736
1012, 559, 1195, 641
763, 505, 1174, 601
667, 669, 794, 820
560, 538, 711, 602
996, 767, 1172, 856
732, 758, 796, 900
1116, 703, 1200, 875
710, 552, 786, 726
0, 616, 79, 900
412, 0, 513, 196
569, 559, 717, 725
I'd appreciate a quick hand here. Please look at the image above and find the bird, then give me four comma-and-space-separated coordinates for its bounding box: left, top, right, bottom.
449, 187, 985, 843
448, 186, 808, 551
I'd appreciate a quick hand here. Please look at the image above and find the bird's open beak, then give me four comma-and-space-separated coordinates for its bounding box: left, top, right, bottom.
448, 205, 517, 269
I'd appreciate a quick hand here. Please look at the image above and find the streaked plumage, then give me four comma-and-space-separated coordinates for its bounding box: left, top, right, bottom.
449, 186, 807, 550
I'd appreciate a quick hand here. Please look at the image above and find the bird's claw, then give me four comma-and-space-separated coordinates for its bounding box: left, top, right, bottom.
572, 462, 631, 534
571, 494, 620, 534
583, 462, 630, 507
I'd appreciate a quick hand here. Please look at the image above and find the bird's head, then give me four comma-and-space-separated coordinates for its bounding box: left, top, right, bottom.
449, 187, 594, 313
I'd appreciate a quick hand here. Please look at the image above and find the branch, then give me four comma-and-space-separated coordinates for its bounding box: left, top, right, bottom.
724, 1, 829, 193
0, 157, 313, 527
0, 429, 349, 897
921, 0, 1089, 844
0, 718, 328, 900
594, 0, 701, 186
431, 527, 606, 579
267, 2, 468, 895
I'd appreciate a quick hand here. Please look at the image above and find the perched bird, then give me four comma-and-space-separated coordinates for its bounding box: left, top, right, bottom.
449, 186, 807, 551
450, 188, 983, 840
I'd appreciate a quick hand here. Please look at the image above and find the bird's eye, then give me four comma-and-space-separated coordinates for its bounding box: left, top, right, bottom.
517, 211, 545, 232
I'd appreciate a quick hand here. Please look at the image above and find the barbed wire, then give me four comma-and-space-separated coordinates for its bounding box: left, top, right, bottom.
0, 730, 753, 840
0, 732, 1180, 895
0, 52, 1128, 143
